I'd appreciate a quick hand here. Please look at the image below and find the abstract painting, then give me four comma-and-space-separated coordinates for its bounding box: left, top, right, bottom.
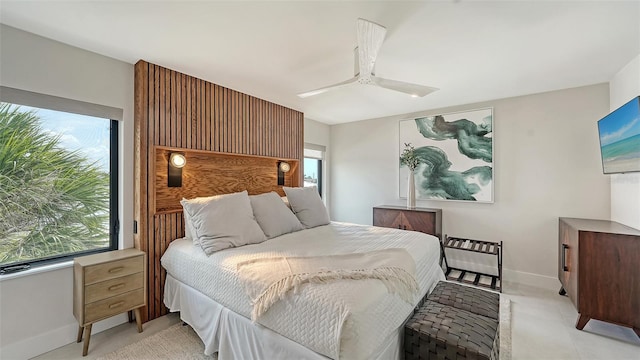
399, 108, 493, 202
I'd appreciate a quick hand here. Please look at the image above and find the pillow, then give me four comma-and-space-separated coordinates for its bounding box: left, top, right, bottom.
183, 208, 195, 243
181, 195, 217, 245
250, 192, 304, 238
180, 191, 266, 255
281, 196, 291, 209
283, 186, 330, 228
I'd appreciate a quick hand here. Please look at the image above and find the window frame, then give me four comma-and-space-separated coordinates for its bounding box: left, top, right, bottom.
304, 157, 323, 197
0, 91, 121, 273
303, 144, 325, 199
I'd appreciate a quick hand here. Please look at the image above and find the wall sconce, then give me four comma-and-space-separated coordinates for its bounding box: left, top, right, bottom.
277, 161, 290, 186
168, 153, 186, 187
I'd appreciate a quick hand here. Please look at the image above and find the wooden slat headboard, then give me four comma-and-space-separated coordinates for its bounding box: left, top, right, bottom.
134, 60, 304, 322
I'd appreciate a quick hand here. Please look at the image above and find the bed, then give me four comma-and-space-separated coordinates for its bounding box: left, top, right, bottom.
161, 220, 445, 359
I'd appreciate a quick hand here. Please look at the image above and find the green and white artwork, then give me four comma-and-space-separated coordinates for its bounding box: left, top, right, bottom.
399, 108, 493, 203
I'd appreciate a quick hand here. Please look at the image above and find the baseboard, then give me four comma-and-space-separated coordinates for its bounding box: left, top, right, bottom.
0, 314, 127, 359
502, 268, 560, 291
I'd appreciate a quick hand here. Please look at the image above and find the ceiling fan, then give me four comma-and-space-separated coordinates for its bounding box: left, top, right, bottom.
297, 18, 439, 98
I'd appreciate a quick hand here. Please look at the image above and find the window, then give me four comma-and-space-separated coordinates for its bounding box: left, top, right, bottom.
304, 145, 325, 198
0, 101, 119, 273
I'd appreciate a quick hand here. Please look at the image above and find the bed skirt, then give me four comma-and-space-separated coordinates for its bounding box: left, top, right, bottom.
164, 273, 404, 360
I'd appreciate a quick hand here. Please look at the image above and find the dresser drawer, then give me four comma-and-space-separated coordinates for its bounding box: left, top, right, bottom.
85, 272, 143, 303
84, 256, 143, 285
373, 206, 441, 237
84, 288, 144, 324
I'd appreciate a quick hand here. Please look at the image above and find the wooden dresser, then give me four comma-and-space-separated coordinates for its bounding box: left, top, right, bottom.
558, 217, 640, 338
373, 205, 442, 238
73, 249, 147, 356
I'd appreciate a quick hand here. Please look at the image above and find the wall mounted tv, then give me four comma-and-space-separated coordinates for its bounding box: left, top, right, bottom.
597, 96, 640, 174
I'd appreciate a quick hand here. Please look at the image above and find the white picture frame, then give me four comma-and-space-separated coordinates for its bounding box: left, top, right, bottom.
399, 108, 494, 203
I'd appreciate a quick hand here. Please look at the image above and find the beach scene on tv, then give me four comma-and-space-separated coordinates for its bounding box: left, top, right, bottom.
598, 97, 640, 174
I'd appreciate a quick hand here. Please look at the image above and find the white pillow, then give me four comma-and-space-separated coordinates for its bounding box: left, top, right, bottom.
281, 196, 291, 209
250, 192, 304, 238
180, 191, 266, 255
183, 209, 195, 243
283, 186, 330, 229
181, 195, 217, 245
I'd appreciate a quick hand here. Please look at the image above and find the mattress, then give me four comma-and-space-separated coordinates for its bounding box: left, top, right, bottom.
161, 222, 445, 359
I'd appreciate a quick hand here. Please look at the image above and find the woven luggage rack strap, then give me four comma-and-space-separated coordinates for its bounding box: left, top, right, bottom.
428, 281, 500, 320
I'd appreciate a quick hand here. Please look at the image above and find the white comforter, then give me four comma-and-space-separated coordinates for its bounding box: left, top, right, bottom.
161, 222, 444, 359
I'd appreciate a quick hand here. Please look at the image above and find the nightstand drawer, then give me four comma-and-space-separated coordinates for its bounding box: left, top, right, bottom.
84, 288, 144, 324
85, 272, 144, 303
84, 256, 143, 285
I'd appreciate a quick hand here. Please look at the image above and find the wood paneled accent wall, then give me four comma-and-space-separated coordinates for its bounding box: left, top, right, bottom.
134, 60, 304, 322
155, 147, 300, 212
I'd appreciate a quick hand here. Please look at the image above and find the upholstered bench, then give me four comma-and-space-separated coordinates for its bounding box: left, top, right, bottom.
405, 281, 500, 360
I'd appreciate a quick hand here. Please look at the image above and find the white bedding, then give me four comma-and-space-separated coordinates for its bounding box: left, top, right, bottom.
161, 222, 445, 359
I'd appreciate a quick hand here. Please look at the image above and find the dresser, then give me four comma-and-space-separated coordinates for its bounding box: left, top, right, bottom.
373, 206, 442, 238
558, 218, 640, 338
73, 249, 147, 356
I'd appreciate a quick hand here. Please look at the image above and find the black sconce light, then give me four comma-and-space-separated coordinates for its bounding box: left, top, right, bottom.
277, 161, 290, 186
168, 153, 186, 187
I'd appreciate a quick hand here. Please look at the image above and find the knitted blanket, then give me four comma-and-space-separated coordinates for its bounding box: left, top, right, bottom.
237, 248, 419, 321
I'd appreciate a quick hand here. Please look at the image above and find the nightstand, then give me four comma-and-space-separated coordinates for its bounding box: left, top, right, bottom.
373, 205, 442, 238
73, 249, 146, 356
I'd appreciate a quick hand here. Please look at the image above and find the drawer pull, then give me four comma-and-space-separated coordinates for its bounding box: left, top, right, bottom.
109, 301, 125, 309
108, 266, 124, 274
561, 244, 569, 272
108, 283, 125, 292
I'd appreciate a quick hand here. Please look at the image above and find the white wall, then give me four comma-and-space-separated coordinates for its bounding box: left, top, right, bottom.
0, 25, 134, 359
304, 117, 331, 148
304, 117, 331, 211
330, 84, 611, 288
609, 54, 640, 230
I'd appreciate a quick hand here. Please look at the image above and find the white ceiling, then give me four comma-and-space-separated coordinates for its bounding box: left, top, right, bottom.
1, 1, 638, 124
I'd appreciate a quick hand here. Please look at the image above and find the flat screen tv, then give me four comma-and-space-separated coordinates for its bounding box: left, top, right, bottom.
597, 96, 640, 174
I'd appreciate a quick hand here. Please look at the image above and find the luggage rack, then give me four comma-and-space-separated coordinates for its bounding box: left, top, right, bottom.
441, 235, 503, 292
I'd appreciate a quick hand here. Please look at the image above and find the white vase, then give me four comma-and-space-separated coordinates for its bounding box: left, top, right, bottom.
407, 170, 416, 209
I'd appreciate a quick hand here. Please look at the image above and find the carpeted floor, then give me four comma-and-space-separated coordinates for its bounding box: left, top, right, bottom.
98, 299, 512, 360
500, 297, 513, 360
96, 323, 216, 360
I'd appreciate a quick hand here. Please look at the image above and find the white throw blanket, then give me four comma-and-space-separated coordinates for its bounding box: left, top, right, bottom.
237, 248, 419, 321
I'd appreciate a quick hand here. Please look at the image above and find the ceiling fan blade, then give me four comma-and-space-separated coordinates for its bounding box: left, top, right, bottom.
357, 18, 386, 76
299, 19, 436, 99
371, 76, 439, 97
297, 76, 358, 98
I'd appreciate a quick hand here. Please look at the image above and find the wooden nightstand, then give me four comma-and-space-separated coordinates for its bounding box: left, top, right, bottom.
73, 249, 146, 356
